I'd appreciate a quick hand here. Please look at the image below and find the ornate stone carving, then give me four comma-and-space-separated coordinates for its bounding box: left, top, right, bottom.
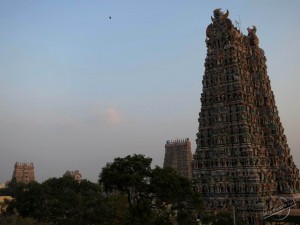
11, 162, 35, 184
192, 10, 300, 225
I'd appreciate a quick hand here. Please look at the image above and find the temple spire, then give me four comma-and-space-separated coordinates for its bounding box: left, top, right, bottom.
192, 9, 300, 225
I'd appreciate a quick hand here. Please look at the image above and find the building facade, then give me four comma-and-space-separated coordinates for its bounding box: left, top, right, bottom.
192, 9, 300, 225
164, 138, 192, 179
11, 162, 35, 184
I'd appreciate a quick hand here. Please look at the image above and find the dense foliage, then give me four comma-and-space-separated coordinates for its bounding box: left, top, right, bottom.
0, 154, 245, 225
34, 178, 105, 225
99, 154, 202, 225
2, 177, 127, 225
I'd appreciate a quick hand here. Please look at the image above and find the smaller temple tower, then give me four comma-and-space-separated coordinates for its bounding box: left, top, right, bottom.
164, 138, 192, 179
64, 170, 82, 182
11, 162, 35, 184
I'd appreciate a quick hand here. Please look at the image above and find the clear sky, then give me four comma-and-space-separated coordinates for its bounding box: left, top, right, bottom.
0, 0, 299, 182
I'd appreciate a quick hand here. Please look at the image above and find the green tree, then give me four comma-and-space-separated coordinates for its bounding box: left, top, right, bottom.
8, 181, 45, 219
78, 179, 126, 225
150, 167, 195, 203
150, 167, 202, 225
100, 154, 152, 208
99, 155, 202, 225
38, 176, 81, 225
104, 194, 128, 225
0, 179, 27, 198
6, 176, 125, 225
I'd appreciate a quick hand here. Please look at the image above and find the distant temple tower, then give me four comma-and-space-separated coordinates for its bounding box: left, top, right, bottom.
192, 9, 300, 224
164, 138, 192, 179
63, 170, 82, 182
12, 162, 35, 184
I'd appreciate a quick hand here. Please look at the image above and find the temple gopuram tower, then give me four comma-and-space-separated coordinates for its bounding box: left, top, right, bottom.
192, 9, 300, 224
164, 138, 192, 179
11, 162, 35, 184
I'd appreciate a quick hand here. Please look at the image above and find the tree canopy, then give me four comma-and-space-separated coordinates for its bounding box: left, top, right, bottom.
99, 154, 202, 224
2, 154, 207, 225
5, 176, 126, 225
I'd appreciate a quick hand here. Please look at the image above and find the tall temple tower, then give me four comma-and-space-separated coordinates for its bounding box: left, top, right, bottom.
11, 162, 35, 184
164, 138, 192, 179
192, 9, 300, 224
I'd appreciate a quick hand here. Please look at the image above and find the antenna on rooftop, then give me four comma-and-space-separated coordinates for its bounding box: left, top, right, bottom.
235, 15, 242, 32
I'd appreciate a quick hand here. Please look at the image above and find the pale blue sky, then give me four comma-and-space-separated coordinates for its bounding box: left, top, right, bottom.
0, 1, 299, 182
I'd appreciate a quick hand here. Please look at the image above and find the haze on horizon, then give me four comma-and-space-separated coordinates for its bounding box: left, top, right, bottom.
1, 0, 300, 183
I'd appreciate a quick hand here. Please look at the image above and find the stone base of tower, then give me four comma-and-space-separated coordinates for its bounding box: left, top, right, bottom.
200, 193, 300, 225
